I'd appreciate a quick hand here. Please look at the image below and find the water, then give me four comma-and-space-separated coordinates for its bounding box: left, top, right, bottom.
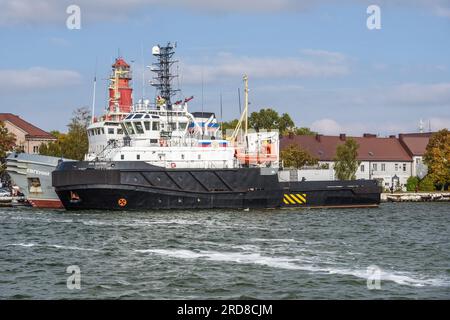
0, 203, 449, 299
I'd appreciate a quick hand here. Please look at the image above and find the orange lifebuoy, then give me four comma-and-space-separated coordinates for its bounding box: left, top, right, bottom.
118, 198, 127, 207
170, 162, 176, 168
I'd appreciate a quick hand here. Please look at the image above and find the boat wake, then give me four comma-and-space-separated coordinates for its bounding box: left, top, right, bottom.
135, 248, 450, 288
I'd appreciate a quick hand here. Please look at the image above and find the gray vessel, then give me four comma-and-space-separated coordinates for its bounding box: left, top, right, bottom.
6, 152, 71, 208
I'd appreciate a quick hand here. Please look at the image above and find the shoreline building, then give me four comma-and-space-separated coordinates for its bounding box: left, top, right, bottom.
0, 113, 56, 154
398, 132, 434, 178
280, 133, 433, 190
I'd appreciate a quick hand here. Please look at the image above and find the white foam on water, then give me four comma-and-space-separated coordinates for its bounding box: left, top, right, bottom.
5, 243, 100, 252
81, 218, 202, 228
250, 238, 297, 243
137, 248, 450, 287
49, 244, 101, 252
6, 243, 36, 247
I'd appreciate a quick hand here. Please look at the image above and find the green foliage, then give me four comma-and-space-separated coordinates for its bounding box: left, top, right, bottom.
419, 175, 436, 191
281, 144, 318, 169
423, 129, 450, 191
220, 109, 315, 139
0, 121, 16, 159
220, 119, 239, 138
39, 107, 91, 161
0, 121, 16, 175
293, 127, 317, 136
406, 176, 419, 192
249, 108, 294, 135
333, 138, 360, 180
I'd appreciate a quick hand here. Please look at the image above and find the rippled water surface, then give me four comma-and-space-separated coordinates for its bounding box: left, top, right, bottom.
1, 203, 449, 299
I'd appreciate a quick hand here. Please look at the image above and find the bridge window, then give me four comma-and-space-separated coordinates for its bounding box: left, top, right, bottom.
125, 122, 135, 134
144, 121, 151, 131
152, 122, 160, 131
134, 122, 144, 134
179, 122, 187, 130
133, 114, 143, 119
108, 128, 114, 134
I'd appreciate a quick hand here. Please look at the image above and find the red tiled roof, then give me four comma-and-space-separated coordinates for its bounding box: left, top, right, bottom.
281, 134, 412, 162
0, 113, 56, 139
399, 133, 433, 156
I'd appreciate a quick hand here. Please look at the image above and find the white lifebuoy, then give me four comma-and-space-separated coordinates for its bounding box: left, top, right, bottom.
170, 162, 176, 168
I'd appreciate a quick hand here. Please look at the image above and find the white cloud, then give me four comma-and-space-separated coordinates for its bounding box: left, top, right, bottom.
0, 67, 82, 92
1, 0, 449, 25
385, 83, 450, 106
179, 51, 350, 84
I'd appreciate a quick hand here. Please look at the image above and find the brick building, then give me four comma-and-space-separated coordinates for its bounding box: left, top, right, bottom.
0, 113, 56, 154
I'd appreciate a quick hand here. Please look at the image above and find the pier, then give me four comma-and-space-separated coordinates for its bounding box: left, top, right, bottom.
381, 192, 450, 203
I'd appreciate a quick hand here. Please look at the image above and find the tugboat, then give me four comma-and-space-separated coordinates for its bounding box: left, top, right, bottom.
5, 56, 134, 208
52, 43, 381, 210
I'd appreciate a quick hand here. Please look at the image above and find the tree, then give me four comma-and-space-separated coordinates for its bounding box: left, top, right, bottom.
419, 175, 436, 191
406, 176, 419, 192
39, 107, 91, 161
281, 144, 318, 169
0, 121, 16, 159
423, 129, 450, 191
334, 138, 360, 180
0, 121, 16, 177
220, 119, 239, 137
293, 127, 317, 136
248, 108, 294, 135
278, 113, 295, 135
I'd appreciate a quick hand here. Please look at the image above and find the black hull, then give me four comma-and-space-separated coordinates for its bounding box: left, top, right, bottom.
52, 161, 381, 211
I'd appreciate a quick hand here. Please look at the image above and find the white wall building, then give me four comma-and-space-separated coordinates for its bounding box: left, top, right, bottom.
280, 133, 424, 191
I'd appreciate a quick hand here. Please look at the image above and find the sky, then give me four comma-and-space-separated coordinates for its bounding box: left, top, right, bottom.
0, 0, 449, 136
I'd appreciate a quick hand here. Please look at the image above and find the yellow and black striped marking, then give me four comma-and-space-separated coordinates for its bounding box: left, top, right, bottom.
283, 193, 307, 205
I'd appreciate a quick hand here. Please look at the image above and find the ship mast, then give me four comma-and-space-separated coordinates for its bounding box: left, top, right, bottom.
150, 43, 180, 109
230, 75, 250, 142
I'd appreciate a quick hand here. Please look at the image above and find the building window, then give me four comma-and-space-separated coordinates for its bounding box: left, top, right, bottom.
360, 165, 365, 172
372, 163, 377, 171
108, 128, 114, 134
395, 164, 399, 171
137, 154, 140, 160
33, 146, 39, 153
381, 164, 386, 171
121, 154, 124, 160
403, 164, 407, 172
